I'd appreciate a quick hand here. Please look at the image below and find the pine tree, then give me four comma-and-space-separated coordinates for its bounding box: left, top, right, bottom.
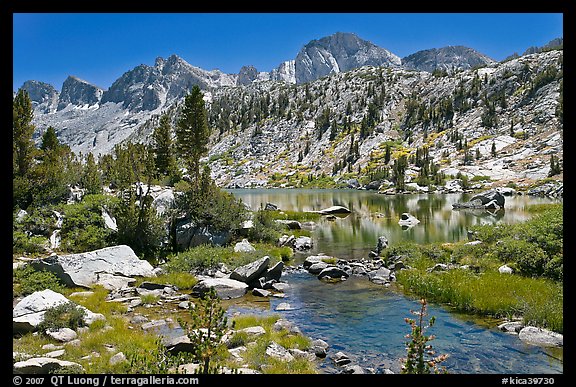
40, 126, 59, 153
176, 85, 211, 188
152, 113, 178, 179
13, 89, 36, 178
81, 153, 102, 195
491, 141, 497, 157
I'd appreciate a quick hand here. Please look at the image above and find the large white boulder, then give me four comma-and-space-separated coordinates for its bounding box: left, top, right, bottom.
13, 289, 105, 333
31, 245, 155, 289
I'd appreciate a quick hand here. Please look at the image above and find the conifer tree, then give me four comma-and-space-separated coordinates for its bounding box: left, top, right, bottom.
13, 89, 36, 178
152, 113, 178, 180
81, 153, 102, 195
176, 85, 211, 188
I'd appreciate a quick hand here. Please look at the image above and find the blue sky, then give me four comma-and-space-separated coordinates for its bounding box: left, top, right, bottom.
13, 13, 563, 92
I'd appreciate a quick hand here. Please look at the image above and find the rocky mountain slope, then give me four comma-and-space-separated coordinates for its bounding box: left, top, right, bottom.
401, 46, 496, 73
199, 49, 563, 189
19, 33, 563, 190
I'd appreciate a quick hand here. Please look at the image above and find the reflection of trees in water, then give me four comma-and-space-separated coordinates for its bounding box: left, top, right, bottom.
452, 207, 505, 221
230, 189, 554, 258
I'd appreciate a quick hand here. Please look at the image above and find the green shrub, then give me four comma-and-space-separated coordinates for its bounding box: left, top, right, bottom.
515, 205, 563, 258
13, 266, 65, 296
247, 210, 284, 243
59, 194, 119, 253
13, 232, 48, 255
38, 301, 86, 331
165, 245, 232, 273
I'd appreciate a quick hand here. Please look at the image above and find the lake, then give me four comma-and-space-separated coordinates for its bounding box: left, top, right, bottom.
226, 189, 563, 374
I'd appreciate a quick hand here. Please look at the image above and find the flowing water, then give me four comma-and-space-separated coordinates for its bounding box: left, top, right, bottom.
224, 189, 563, 374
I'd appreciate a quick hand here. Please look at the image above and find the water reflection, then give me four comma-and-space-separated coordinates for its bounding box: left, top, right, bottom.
230, 189, 560, 260
226, 189, 563, 374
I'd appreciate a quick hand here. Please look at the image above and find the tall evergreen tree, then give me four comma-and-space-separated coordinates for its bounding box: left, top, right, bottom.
81, 153, 102, 195
40, 126, 59, 153
13, 89, 36, 178
152, 113, 178, 179
176, 85, 211, 187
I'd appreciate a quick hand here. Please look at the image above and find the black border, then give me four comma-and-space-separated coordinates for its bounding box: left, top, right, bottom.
6, 2, 569, 383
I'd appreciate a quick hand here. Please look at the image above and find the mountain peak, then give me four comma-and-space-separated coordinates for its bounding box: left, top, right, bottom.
402, 46, 496, 73
293, 32, 401, 84
57, 75, 103, 110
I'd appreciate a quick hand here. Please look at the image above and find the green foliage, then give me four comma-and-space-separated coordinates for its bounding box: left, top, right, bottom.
69, 285, 127, 317
401, 299, 448, 374
13, 266, 65, 296
38, 301, 86, 332
174, 165, 248, 242
81, 153, 102, 195
100, 142, 153, 190
58, 194, 119, 253
397, 269, 563, 333
247, 209, 284, 243
126, 338, 187, 374
181, 288, 228, 374
176, 85, 211, 186
392, 154, 408, 191
165, 245, 231, 273
116, 188, 165, 260
152, 113, 180, 182
12, 232, 48, 256
139, 272, 198, 290
13, 89, 36, 179
229, 314, 316, 374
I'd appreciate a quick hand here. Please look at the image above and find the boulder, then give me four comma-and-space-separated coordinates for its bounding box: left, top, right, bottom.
333, 351, 351, 366
163, 335, 194, 355
315, 206, 351, 215
30, 245, 155, 289
518, 326, 563, 347
13, 357, 83, 374
303, 255, 326, 269
307, 262, 329, 274
13, 289, 104, 333
452, 190, 505, 210
192, 277, 248, 299
275, 302, 294, 311
398, 213, 420, 227
367, 268, 392, 285
265, 203, 279, 211
252, 288, 271, 297
238, 326, 266, 338
275, 219, 302, 230
265, 341, 294, 362
151, 188, 175, 216
376, 236, 389, 255
273, 319, 302, 335
310, 339, 329, 358
263, 261, 284, 282
293, 236, 313, 251
176, 221, 231, 250
498, 321, 524, 334
45, 328, 77, 342
230, 256, 270, 284
278, 234, 295, 247
317, 266, 349, 281
234, 239, 256, 253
